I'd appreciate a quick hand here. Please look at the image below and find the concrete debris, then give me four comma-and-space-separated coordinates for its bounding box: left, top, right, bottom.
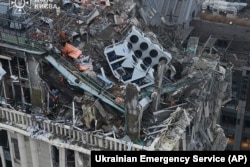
125, 83, 141, 141
81, 105, 96, 129
114, 15, 126, 25
40, 17, 53, 28
93, 100, 107, 118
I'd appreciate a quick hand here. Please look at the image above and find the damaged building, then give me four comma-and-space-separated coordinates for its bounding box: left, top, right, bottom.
0, 0, 248, 166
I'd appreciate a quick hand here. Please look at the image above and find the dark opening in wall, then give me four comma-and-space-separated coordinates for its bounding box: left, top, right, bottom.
18, 57, 28, 78
51, 146, 59, 167
172, 62, 183, 80
0, 130, 12, 167
215, 39, 229, 49
221, 115, 237, 125
0, 130, 8, 148
11, 138, 20, 160
245, 120, 250, 127
192, 10, 196, 18
66, 149, 75, 167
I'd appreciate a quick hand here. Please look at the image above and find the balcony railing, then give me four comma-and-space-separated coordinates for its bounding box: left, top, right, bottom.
0, 25, 46, 54
0, 107, 159, 152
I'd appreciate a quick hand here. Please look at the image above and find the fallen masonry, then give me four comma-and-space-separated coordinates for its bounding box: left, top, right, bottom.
0, 0, 231, 161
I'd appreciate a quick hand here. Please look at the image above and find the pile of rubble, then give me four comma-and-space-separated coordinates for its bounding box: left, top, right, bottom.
0, 0, 231, 150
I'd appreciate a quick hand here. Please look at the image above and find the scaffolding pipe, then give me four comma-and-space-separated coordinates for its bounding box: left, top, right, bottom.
8, 60, 16, 99
72, 99, 75, 126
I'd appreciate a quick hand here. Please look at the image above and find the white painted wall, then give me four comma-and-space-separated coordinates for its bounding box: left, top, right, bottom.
2, 130, 90, 167
38, 140, 53, 167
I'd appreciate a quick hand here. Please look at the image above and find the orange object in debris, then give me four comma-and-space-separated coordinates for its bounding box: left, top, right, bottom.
77, 65, 92, 71
115, 97, 124, 103
62, 43, 82, 59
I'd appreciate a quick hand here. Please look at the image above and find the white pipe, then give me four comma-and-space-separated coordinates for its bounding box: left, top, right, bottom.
100, 67, 106, 78
73, 125, 83, 132
0, 55, 12, 60
103, 131, 113, 136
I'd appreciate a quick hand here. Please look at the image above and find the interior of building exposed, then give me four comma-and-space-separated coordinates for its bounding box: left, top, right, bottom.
0, 0, 250, 166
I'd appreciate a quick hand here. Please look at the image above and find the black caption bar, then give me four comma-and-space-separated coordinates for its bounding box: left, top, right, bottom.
91, 151, 250, 167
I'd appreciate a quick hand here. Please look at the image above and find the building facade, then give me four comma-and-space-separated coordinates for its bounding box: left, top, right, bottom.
138, 0, 205, 27
220, 67, 250, 150
0, 1, 233, 167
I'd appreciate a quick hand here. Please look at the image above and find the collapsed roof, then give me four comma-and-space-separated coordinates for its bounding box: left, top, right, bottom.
0, 0, 231, 151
